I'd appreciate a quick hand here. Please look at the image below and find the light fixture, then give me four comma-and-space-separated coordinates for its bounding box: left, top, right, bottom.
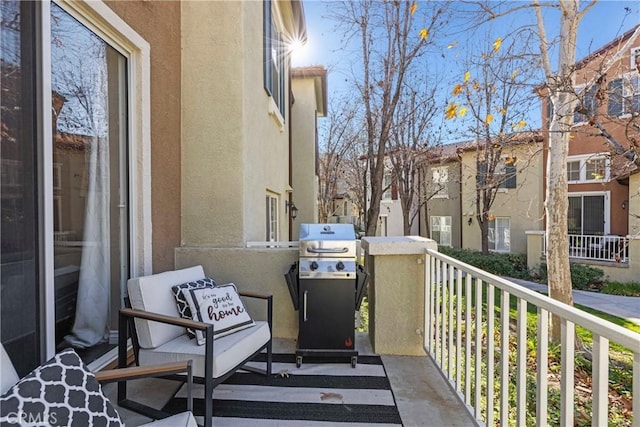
285, 200, 299, 220
621, 200, 628, 210
467, 217, 473, 226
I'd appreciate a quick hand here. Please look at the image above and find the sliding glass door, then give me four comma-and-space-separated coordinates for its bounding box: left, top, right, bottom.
50, 3, 129, 357
1, 2, 131, 373
0, 1, 41, 376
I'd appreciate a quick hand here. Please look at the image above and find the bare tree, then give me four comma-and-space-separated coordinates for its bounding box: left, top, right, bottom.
317, 97, 361, 223
448, 32, 539, 253
332, 1, 448, 236
388, 77, 442, 235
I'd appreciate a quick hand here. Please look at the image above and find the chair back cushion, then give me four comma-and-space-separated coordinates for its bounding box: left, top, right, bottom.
128, 265, 205, 348
0, 344, 19, 395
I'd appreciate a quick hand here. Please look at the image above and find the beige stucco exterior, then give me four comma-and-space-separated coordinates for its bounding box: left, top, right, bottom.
181, 1, 293, 246
459, 141, 545, 254
291, 67, 327, 238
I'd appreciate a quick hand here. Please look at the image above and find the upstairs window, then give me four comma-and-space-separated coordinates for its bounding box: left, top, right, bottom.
608, 74, 640, 117
431, 166, 449, 198
567, 154, 609, 183
263, 0, 286, 118
382, 171, 392, 200
477, 158, 516, 189
574, 85, 598, 123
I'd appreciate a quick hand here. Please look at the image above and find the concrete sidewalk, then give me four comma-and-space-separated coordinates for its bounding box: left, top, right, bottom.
506, 277, 640, 325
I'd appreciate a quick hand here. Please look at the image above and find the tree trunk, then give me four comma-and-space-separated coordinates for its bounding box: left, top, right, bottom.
545, 2, 579, 342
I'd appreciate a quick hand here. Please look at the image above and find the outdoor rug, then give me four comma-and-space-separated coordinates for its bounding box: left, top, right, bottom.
162, 353, 403, 426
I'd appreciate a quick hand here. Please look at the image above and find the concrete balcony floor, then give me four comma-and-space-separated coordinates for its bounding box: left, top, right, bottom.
103, 333, 475, 426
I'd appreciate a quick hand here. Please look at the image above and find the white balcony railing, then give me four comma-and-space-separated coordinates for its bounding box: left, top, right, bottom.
568, 234, 630, 263
424, 248, 640, 426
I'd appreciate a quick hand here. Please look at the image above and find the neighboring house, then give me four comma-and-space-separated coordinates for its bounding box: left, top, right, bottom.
420, 137, 545, 254
534, 25, 640, 279
0, 0, 320, 375
291, 66, 327, 239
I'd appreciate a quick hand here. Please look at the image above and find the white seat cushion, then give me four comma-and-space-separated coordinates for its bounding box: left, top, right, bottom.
138, 412, 197, 427
138, 321, 270, 378
1, 345, 20, 395
128, 266, 205, 349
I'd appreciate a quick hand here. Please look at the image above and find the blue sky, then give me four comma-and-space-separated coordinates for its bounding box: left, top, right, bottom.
293, 0, 640, 96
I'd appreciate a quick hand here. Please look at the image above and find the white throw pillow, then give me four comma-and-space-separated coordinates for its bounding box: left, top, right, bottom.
183, 283, 255, 345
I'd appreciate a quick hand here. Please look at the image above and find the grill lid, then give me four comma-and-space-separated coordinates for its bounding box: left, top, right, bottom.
299, 224, 356, 259
299, 223, 356, 242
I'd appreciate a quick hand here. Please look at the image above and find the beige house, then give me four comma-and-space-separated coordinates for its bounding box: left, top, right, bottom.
421, 137, 545, 254
0, 0, 322, 374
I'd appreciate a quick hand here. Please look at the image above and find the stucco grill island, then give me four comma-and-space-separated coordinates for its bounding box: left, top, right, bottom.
285, 223, 368, 368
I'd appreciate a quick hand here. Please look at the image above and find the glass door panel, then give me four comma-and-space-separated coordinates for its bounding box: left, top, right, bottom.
0, 1, 41, 376
50, 4, 128, 360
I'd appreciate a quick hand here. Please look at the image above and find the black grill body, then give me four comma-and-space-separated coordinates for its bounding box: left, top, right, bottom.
284, 224, 368, 368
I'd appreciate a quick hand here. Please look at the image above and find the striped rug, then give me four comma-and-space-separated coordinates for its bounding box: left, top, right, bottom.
162, 354, 403, 426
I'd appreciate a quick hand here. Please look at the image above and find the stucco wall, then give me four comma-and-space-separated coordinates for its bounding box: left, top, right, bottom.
175, 247, 299, 339
105, 0, 181, 272
423, 161, 462, 247
181, 1, 293, 247
460, 143, 545, 254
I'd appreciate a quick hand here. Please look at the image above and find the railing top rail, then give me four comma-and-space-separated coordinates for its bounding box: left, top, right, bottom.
427, 248, 640, 351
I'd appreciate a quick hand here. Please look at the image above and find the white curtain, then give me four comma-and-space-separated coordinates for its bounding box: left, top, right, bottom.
65, 135, 111, 348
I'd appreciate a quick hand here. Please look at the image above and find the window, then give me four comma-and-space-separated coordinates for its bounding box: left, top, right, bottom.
430, 216, 452, 246
477, 158, 516, 189
566, 154, 609, 183
488, 217, 510, 252
631, 47, 640, 71
382, 171, 392, 200
431, 166, 449, 198
574, 85, 598, 123
608, 74, 640, 117
263, 0, 285, 117
265, 194, 279, 241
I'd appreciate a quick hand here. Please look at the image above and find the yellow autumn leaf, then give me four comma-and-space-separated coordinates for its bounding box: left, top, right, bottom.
458, 107, 468, 117
447, 41, 459, 49
452, 84, 464, 96
419, 28, 429, 40
410, 2, 418, 15
473, 82, 480, 90
518, 120, 526, 129
500, 108, 507, 115
445, 102, 458, 120
493, 37, 502, 53
464, 71, 471, 83
486, 114, 494, 124
511, 69, 519, 79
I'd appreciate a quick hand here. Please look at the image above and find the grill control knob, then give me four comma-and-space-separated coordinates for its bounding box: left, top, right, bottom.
310, 261, 319, 271
336, 261, 345, 271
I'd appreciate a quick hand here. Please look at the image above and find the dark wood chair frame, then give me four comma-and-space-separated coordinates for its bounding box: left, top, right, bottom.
117, 292, 273, 427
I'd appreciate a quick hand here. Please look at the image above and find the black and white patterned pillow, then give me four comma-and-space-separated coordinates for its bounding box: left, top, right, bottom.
171, 277, 217, 338
0, 348, 123, 426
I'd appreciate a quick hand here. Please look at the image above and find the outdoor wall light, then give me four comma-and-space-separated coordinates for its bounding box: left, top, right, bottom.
621, 200, 628, 210
286, 200, 299, 220
467, 217, 473, 226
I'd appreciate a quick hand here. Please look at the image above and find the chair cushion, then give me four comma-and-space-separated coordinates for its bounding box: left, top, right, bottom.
0, 348, 123, 426
183, 283, 255, 345
128, 266, 205, 349
0, 345, 19, 396
171, 277, 217, 339
138, 321, 270, 379
138, 411, 197, 427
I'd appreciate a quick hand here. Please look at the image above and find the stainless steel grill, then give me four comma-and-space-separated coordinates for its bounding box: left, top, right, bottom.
285, 223, 368, 368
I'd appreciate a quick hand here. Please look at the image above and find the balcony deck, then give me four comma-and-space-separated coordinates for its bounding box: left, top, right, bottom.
103, 333, 476, 426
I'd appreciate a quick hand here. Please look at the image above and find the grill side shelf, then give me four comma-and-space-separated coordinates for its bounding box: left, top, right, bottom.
284, 261, 299, 310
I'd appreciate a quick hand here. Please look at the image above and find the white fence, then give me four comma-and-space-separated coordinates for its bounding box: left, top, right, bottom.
424, 248, 640, 426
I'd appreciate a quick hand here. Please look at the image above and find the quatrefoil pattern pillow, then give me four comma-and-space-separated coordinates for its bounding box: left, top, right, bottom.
0, 348, 123, 426
172, 277, 217, 338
